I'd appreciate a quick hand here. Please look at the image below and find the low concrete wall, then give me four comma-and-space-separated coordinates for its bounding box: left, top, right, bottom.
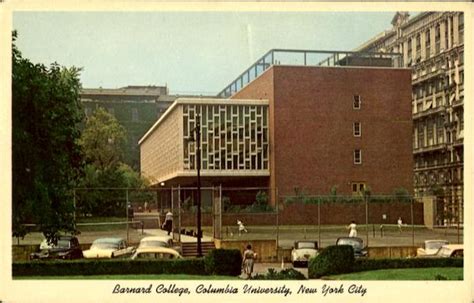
367, 246, 417, 258
215, 239, 277, 262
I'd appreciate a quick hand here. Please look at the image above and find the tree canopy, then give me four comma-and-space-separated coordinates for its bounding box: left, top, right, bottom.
12, 31, 84, 240
77, 108, 150, 217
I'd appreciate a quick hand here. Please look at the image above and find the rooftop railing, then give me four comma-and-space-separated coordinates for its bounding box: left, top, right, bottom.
217, 49, 403, 98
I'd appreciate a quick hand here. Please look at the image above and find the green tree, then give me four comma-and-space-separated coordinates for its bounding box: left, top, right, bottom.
79, 107, 127, 171
77, 110, 150, 216
12, 31, 84, 241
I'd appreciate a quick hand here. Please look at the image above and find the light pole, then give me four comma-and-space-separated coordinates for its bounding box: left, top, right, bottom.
196, 114, 202, 257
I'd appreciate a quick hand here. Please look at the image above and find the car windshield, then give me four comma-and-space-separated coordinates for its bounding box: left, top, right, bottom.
297, 242, 316, 249
91, 242, 119, 250
139, 241, 168, 248
338, 239, 363, 249
40, 239, 70, 249
426, 241, 448, 250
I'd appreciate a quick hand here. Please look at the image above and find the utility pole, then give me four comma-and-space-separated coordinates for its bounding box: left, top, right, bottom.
196, 114, 202, 257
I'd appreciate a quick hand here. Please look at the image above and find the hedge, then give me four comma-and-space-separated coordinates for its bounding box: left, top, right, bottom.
353, 258, 463, 272
13, 259, 206, 276
253, 268, 306, 280
14, 249, 243, 277
204, 249, 242, 276
308, 245, 355, 278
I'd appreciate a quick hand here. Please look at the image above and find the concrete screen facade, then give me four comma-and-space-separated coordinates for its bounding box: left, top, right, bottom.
139, 99, 270, 185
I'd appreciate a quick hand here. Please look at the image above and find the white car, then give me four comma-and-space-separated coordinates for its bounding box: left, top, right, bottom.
417, 240, 449, 256
138, 236, 182, 253
434, 244, 463, 258
291, 241, 319, 267
83, 237, 135, 259
131, 247, 182, 260
138, 236, 174, 248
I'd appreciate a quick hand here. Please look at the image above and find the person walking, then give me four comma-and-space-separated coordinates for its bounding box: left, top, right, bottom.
163, 210, 173, 235
237, 220, 248, 236
347, 220, 357, 237
242, 244, 256, 279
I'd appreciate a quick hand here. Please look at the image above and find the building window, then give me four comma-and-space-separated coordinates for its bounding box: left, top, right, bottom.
108, 107, 115, 115
354, 149, 362, 164
353, 122, 361, 137
85, 107, 92, 117
353, 95, 361, 109
459, 14, 464, 43
415, 34, 421, 60
435, 24, 441, 53
351, 182, 366, 195
407, 38, 412, 59
425, 30, 431, 57
132, 108, 138, 122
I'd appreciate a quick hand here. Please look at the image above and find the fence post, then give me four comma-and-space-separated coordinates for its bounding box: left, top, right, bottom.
365, 195, 369, 247
411, 198, 414, 247
276, 187, 279, 259
318, 198, 321, 247
126, 189, 129, 243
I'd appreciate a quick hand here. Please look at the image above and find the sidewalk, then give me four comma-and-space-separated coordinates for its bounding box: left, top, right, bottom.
143, 229, 214, 243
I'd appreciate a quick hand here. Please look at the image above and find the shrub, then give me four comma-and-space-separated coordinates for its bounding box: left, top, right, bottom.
204, 249, 242, 276
308, 245, 355, 278
253, 268, 306, 280
353, 257, 463, 272
13, 259, 205, 276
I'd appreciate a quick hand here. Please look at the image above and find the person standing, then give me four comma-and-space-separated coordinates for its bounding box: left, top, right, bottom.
242, 244, 256, 279
347, 221, 357, 237
163, 210, 173, 236
397, 217, 403, 233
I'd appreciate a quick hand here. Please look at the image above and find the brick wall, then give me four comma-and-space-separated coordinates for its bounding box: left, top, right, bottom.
232, 66, 414, 199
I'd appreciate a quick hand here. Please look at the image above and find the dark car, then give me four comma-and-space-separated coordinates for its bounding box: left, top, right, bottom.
336, 237, 368, 258
29, 236, 83, 260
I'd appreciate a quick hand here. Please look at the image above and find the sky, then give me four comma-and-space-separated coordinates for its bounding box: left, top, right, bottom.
13, 11, 402, 95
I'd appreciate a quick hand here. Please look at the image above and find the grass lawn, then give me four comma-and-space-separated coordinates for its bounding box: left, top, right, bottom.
14, 274, 239, 280
326, 267, 463, 280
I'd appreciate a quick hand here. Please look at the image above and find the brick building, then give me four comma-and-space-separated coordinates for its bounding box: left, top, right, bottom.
355, 12, 464, 225
139, 50, 413, 205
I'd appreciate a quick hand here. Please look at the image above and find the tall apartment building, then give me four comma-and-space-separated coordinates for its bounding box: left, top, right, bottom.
356, 12, 464, 224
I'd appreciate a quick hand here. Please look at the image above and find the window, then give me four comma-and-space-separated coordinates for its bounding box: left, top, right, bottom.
132, 108, 138, 121
459, 14, 464, 44
353, 95, 361, 109
407, 38, 412, 59
107, 107, 115, 115
351, 182, 366, 195
354, 149, 362, 164
353, 122, 361, 137
425, 30, 431, 57
435, 25, 441, 53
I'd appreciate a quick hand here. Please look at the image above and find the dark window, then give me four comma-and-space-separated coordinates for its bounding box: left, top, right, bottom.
353, 95, 361, 109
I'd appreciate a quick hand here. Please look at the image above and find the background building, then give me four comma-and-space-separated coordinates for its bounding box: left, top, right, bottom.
81, 85, 175, 169
355, 12, 464, 225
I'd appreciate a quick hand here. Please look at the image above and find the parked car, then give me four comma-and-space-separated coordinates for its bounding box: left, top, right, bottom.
336, 237, 368, 258
138, 236, 181, 253
131, 247, 182, 260
83, 238, 135, 259
291, 241, 319, 267
29, 236, 83, 260
434, 244, 463, 258
416, 240, 449, 256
